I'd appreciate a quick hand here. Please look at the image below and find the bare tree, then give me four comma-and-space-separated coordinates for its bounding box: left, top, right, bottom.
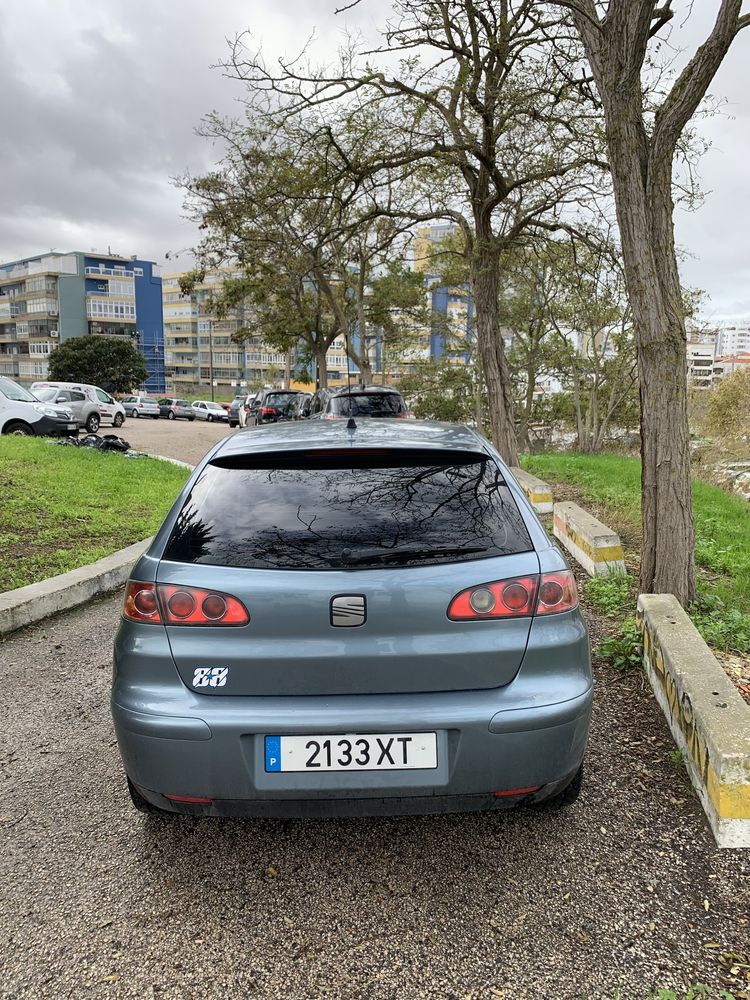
221, 0, 605, 463
561, 0, 750, 604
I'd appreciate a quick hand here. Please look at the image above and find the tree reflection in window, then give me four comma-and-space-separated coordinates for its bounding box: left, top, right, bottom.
163, 457, 532, 570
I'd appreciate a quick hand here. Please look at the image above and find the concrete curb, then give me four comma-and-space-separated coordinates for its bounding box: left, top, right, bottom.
0, 538, 153, 636
637, 594, 750, 849
0, 452, 194, 638
553, 501, 626, 577
509, 467, 553, 514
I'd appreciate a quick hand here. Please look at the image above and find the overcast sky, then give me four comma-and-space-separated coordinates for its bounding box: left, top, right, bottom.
0, 1, 748, 319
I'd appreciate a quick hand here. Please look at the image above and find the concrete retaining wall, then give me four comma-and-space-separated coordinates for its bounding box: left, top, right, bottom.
638, 594, 750, 849
0, 538, 152, 636
510, 468, 553, 514
552, 501, 626, 576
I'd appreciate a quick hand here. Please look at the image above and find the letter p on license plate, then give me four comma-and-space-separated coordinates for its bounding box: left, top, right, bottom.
264, 732, 438, 772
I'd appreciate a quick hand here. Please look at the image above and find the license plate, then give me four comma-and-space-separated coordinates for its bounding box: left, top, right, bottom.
264, 732, 438, 772
66, 423, 77, 431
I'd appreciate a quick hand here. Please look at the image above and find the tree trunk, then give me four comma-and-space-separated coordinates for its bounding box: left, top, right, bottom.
315, 341, 328, 389
606, 107, 696, 604
470, 243, 519, 464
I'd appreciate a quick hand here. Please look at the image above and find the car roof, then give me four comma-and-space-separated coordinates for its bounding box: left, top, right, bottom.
331, 385, 401, 396
215, 418, 489, 458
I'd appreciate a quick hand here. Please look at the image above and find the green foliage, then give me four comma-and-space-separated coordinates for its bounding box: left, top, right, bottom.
0, 438, 188, 591
691, 607, 750, 656
585, 574, 634, 620
395, 361, 476, 423
523, 452, 750, 613
597, 620, 643, 672
706, 369, 750, 440
47, 336, 147, 393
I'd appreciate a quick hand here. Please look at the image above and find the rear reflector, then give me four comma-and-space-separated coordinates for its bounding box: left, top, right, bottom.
123, 581, 250, 626
447, 570, 577, 621
493, 786, 540, 797
164, 794, 213, 804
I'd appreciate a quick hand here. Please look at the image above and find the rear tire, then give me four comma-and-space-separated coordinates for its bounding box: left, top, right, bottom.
168, 410, 175, 420
127, 776, 161, 814
152, 415, 159, 420
207, 414, 213, 423
113, 413, 124, 428
131, 409, 139, 418
189, 416, 195, 421
537, 764, 584, 809
85, 414, 100, 433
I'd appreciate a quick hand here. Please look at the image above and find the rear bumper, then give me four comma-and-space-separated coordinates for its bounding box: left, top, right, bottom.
112, 685, 592, 817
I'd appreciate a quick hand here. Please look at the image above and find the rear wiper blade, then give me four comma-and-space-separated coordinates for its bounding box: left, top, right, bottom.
339, 543, 487, 566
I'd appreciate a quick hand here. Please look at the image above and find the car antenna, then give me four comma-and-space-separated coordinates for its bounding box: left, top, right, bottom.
347, 417, 357, 432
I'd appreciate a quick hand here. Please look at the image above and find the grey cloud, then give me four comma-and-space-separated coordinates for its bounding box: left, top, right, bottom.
0, 0, 748, 317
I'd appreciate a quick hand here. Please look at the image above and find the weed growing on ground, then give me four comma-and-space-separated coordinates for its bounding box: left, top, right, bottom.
691, 606, 750, 656
597, 620, 643, 671
585, 574, 634, 620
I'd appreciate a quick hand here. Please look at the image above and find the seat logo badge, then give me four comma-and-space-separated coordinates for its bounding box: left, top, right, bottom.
193, 666, 229, 688
330, 595, 366, 627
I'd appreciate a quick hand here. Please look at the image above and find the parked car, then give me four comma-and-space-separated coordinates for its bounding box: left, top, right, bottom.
238, 393, 259, 428
307, 387, 336, 419
0, 376, 78, 437
120, 395, 161, 419
191, 400, 230, 423
113, 418, 592, 817
320, 385, 412, 420
157, 398, 195, 421
287, 392, 313, 420
244, 389, 300, 427
31, 381, 126, 432
228, 394, 246, 428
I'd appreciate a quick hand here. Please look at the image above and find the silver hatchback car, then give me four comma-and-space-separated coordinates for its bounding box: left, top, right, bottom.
112, 420, 592, 817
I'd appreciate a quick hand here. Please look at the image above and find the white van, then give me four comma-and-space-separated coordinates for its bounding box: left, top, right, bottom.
31, 381, 126, 433
0, 376, 78, 436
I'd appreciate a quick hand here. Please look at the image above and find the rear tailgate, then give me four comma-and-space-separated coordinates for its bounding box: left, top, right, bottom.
156, 445, 540, 697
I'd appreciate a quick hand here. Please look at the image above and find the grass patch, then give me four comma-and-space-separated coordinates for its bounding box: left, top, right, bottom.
0, 437, 189, 592
522, 452, 750, 653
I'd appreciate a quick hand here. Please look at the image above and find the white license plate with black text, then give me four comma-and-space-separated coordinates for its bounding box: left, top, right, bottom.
264, 732, 438, 772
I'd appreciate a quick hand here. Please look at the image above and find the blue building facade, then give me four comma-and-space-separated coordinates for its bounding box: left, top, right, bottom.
0, 250, 165, 390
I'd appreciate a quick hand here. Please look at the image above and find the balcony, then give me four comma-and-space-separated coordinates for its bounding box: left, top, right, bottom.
85, 265, 135, 279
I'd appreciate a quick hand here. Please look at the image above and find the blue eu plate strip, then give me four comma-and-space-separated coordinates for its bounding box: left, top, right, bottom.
265, 736, 281, 772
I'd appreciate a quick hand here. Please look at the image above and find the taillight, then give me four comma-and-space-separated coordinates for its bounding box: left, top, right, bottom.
447, 571, 577, 621
535, 570, 578, 616
397, 411, 415, 419
123, 581, 250, 626
322, 413, 338, 420
138, 403, 144, 408
260, 406, 277, 416
123, 582, 161, 623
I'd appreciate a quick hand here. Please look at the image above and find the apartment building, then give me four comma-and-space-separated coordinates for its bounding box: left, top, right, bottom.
0, 251, 165, 391
162, 270, 352, 395
717, 322, 750, 357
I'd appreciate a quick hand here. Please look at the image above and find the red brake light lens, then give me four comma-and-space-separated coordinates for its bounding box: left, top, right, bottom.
260, 406, 277, 416
448, 576, 539, 620
124, 582, 161, 622
447, 571, 577, 621
123, 582, 249, 626
535, 570, 578, 615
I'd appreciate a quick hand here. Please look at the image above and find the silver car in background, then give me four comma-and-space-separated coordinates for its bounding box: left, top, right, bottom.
120, 395, 160, 419
158, 397, 195, 421
112, 420, 592, 818
32, 381, 126, 433
191, 400, 229, 422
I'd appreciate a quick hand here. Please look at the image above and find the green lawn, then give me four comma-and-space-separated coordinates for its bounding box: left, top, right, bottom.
0, 437, 189, 592
522, 451, 750, 627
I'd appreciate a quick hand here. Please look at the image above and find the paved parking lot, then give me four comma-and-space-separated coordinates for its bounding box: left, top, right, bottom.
1, 422, 748, 999
115, 411, 232, 467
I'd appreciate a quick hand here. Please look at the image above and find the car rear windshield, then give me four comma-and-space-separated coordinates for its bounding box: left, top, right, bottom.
264, 392, 297, 409
163, 450, 533, 570
330, 392, 405, 417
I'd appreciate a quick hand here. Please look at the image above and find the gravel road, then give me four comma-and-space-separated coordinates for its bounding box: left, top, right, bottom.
1, 422, 747, 999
